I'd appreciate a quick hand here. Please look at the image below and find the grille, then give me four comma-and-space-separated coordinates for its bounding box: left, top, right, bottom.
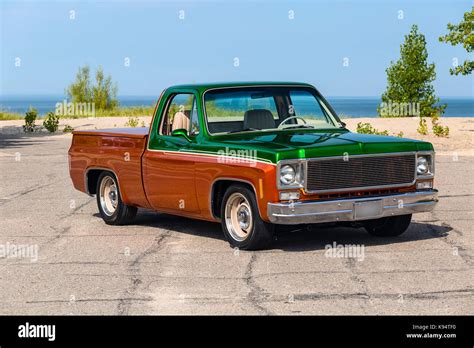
306, 154, 416, 192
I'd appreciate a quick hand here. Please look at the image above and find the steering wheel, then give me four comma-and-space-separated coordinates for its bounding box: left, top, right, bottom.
278, 116, 307, 129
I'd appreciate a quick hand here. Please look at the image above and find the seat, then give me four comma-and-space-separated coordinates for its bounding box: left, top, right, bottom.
172, 111, 190, 132
243, 109, 275, 130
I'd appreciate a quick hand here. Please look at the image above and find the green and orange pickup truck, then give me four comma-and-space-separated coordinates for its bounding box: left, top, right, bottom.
68, 82, 438, 250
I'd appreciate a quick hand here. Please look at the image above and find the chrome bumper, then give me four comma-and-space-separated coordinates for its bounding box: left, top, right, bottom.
267, 190, 438, 225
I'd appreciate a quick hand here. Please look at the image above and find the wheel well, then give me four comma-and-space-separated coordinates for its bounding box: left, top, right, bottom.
86, 169, 106, 194
211, 180, 255, 219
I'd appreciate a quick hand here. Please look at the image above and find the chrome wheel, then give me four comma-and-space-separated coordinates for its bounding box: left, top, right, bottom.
99, 175, 118, 216
224, 192, 253, 242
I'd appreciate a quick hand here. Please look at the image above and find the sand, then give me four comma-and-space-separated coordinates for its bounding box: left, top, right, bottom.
0, 116, 472, 156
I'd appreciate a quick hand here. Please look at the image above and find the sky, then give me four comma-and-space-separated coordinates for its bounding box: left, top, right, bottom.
1, 0, 472, 97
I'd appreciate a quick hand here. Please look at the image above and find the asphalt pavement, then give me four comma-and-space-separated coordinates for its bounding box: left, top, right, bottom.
0, 133, 472, 314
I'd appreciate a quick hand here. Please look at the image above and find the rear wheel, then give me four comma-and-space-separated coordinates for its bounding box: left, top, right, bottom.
363, 214, 412, 237
221, 184, 274, 250
96, 171, 137, 225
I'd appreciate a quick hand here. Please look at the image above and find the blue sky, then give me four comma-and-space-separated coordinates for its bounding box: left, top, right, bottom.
1, 0, 472, 97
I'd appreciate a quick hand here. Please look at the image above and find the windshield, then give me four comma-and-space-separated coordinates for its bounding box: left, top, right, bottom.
204, 86, 342, 135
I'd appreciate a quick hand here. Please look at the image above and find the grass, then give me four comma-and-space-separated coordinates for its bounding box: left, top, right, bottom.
0, 106, 156, 120
93, 106, 155, 117
0, 112, 24, 120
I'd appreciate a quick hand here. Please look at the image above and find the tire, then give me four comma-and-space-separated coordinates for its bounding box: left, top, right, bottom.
363, 214, 412, 237
96, 171, 137, 225
220, 184, 274, 250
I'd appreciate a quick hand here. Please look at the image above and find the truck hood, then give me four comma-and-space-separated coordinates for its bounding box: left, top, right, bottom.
204, 129, 433, 163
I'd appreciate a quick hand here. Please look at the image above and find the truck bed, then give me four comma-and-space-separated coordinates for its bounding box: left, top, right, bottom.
72, 127, 149, 138
68, 127, 151, 209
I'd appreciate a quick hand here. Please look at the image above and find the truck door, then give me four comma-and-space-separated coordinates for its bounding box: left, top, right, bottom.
143, 92, 201, 214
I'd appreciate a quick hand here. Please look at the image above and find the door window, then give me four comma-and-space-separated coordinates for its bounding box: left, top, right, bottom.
160, 93, 198, 136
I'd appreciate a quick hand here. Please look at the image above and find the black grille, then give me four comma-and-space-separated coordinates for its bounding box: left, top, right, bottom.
306, 154, 416, 192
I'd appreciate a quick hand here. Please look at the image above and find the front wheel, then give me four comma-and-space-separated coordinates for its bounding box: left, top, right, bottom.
96, 171, 137, 225
363, 214, 412, 237
221, 184, 274, 250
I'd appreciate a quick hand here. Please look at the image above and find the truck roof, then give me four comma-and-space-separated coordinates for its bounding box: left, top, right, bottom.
167, 81, 314, 93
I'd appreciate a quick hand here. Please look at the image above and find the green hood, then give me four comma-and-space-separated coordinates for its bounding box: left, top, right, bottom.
198, 129, 433, 163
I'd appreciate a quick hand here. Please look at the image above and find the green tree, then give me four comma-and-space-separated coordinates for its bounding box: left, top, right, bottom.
380, 25, 445, 117
66, 65, 91, 103
66, 65, 118, 109
439, 7, 474, 76
92, 66, 118, 110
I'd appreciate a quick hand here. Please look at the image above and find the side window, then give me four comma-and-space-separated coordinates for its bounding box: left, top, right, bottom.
160, 93, 196, 135
190, 98, 200, 135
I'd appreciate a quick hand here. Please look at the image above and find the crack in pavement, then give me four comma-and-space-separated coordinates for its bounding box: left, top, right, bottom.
244, 253, 272, 315
26, 297, 153, 304
123, 288, 474, 306
288, 288, 474, 302
424, 219, 473, 266
116, 230, 172, 315
345, 257, 375, 314
438, 193, 474, 198
59, 199, 95, 221
0, 181, 57, 205
62, 266, 472, 279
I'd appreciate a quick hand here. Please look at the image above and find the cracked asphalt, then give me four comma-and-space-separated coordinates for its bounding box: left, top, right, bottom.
0, 133, 473, 315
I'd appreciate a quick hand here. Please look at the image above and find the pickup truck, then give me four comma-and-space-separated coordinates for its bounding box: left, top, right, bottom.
68, 82, 438, 250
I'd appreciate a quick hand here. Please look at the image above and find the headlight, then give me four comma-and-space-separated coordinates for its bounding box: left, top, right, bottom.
280, 165, 296, 185
417, 157, 429, 175
416, 153, 434, 178
277, 161, 304, 189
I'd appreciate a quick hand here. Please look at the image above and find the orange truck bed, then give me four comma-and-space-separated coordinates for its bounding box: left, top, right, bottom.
68, 128, 152, 209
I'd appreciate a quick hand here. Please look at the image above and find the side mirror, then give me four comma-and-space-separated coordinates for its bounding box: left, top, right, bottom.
171, 128, 191, 142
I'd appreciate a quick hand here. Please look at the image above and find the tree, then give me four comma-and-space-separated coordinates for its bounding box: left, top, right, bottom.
66, 65, 91, 104
92, 66, 118, 110
439, 7, 474, 76
66, 65, 118, 109
380, 25, 445, 117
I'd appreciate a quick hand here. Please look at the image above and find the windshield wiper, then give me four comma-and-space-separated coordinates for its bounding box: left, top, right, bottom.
228, 127, 260, 134
281, 124, 315, 130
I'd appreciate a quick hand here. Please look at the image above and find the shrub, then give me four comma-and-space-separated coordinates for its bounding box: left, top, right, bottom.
396, 131, 404, 138
66, 65, 118, 110
124, 116, 139, 127
23, 108, 38, 133
43, 112, 60, 133
63, 124, 74, 133
356, 122, 389, 136
431, 115, 449, 137
432, 124, 449, 137
417, 117, 428, 135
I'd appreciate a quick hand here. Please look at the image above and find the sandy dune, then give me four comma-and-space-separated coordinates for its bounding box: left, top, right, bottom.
0, 116, 472, 156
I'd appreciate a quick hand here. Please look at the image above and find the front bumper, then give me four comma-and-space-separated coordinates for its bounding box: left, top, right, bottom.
267, 190, 438, 225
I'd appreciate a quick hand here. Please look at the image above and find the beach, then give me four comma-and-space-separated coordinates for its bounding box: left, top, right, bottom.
0, 116, 472, 156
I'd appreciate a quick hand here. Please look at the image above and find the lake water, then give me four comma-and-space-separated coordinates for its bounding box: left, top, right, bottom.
0, 95, 472, 117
